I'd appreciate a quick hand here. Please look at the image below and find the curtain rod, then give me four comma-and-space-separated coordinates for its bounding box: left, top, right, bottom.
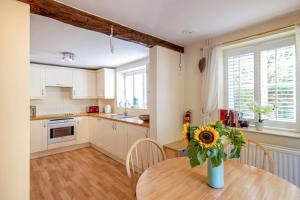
222, 25, 295, 46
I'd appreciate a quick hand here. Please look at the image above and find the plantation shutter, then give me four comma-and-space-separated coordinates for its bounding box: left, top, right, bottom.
260, 45, 296, 122
227, 53, 255, 118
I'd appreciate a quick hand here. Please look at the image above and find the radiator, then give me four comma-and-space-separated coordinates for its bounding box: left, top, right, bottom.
264, 144, 300, 187
226, 143, 300, 187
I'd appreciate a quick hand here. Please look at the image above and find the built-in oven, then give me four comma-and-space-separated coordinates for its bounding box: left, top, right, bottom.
48, 118, 76, 144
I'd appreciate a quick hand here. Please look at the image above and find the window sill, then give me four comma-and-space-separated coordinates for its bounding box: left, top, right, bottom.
238, 126, 300, 139
117, 106, 148, 110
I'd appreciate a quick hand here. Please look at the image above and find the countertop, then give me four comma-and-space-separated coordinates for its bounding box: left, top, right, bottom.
30, 113, 149, 128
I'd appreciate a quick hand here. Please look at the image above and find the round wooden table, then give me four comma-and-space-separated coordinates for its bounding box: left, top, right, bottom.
136, 157, 300, 200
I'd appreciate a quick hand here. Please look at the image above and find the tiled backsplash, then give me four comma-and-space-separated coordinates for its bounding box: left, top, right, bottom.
30, 87, 98, 115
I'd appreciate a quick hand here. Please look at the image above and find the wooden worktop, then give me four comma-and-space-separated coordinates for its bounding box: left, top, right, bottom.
30, 113, 149, 128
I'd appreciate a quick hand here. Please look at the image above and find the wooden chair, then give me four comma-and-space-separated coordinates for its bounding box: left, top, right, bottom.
126, 138, 166, 188
226, 138, 275, 173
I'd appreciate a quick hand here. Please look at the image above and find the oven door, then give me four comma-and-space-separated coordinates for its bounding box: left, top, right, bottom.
48, 122, 76, 144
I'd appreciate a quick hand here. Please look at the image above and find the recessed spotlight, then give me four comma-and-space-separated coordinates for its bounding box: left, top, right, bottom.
182, 30, 193, 35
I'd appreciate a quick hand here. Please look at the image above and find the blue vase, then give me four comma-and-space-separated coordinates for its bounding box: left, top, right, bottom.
207, 150, 224, 189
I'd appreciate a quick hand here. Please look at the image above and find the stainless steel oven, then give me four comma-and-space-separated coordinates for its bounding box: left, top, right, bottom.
48, 118, 76, 144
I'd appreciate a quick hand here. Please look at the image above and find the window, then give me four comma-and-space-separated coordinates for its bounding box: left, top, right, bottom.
117, 65, 147, 109
225, 36, 298, 130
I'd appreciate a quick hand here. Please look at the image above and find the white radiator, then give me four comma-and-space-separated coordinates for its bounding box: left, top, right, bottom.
226, 143, 300, 187
264, 144, 300, 187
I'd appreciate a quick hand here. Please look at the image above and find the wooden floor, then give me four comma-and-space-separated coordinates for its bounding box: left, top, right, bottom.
30, 147, 135, 200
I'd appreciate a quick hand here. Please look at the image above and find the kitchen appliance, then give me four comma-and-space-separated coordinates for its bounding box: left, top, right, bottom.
86, 106, 99, 113
30, 105, 36, 117
105, 105, 112, 114
47, 118, 76, 144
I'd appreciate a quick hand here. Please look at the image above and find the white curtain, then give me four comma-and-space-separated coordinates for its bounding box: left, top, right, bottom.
200, 45, 224, 125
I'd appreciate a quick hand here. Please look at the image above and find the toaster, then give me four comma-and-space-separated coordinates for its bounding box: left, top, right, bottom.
86, 106, 99, 113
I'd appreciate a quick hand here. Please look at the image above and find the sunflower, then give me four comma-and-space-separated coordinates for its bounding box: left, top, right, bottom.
240, 131, 247, 142
182, 122, 190, 145
194, 126, 219, 148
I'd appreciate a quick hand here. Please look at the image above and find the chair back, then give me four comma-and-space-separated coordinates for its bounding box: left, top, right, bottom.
126, 138, 166, 186
226, 138, 275, 173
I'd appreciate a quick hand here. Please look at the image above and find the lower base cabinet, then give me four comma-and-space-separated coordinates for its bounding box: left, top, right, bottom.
30, 120, 47, 153
89, 117, 149, 161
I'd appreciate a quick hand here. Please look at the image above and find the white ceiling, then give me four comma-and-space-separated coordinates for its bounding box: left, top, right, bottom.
30, 14, 149, 69
58, 0, 300, 46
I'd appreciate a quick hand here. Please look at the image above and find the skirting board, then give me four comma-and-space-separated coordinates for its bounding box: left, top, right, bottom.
30, 143, 90, 159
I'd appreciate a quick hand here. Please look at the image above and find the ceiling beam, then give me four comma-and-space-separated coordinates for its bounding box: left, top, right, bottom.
19, 0, 184, 53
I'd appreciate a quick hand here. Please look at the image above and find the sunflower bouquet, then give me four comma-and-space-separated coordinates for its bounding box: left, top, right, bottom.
182, 121, 246, 168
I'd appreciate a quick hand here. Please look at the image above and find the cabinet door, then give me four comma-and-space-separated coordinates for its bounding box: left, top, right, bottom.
96, 69, 115, 99
45, 67, 73, 87
127, 125, 149, 150
104, 69, 115, 99
97, 119, 115, 153
30, 120, 47, 153
96, 70, 104, 98
115, 122, 128, 160
88, 117, 98, 144
30, 65, 45, 99
76, 117, 89, 144
73, 70, 97, 99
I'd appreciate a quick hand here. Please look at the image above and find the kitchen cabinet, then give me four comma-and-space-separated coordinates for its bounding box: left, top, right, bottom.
127, 124, 149, 150
76, 117, 89, 144
30, 64, 45, 99
45, 67, 73, 87
73, 70, 97, 99
97, 68, 115, 99
30, 120, 47, 153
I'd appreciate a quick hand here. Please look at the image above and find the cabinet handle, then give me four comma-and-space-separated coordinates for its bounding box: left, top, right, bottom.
43, 121, 46, 128
41, 89, 44, 96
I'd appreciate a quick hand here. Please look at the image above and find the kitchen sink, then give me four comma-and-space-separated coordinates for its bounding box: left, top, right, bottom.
109, 114, 134, 119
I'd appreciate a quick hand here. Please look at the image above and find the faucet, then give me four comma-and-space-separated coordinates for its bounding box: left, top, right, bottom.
124, 100, 128, 116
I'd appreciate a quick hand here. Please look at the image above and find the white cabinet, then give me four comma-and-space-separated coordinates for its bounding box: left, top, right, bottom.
30, 64, 45, 99
115, 122, 128, 160
76, 117, 89, 144
127, 124, 149, 150
97, 68, 115, 99
73, 70, 97, 99
45, 67, 73, 87
30, 120, 47, 153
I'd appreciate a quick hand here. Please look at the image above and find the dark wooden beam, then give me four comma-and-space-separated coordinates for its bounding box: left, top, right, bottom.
19, 0, 184, 53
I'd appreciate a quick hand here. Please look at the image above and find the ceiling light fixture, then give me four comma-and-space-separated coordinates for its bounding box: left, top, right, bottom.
61, 52, 75, 62
109, 25, 115, 54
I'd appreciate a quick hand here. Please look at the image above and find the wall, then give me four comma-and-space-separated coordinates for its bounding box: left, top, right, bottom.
0, 1, 30, 199
31, 87, 98, 115
149, 46, 185, 145
184, 10, 300, 148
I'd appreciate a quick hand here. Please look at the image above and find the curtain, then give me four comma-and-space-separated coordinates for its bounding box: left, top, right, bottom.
200, 45, 224, 125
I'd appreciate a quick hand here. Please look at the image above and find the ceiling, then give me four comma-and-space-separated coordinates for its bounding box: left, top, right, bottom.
58, 0, 300, 46
30, 14, 149, 69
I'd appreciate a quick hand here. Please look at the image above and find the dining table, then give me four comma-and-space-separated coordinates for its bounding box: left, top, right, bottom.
136, 157, 300, 200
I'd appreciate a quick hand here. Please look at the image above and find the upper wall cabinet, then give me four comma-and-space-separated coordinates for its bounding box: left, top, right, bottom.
72, 70, 97, 99
97, 68, 115, 99
30, 64, 46, 99
45, 67, 73, 87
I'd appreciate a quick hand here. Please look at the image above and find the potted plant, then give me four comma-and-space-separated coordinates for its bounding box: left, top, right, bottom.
182, 121, 246, 189
248, 102, 274, 131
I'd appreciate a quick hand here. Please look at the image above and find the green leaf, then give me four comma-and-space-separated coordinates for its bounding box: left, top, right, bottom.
197, 151, 206, 165
190, 154, 200, 168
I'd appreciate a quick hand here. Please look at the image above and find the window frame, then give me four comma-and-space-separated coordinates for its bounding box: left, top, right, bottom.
117, 65, 148, 109
224, 36, 299, 131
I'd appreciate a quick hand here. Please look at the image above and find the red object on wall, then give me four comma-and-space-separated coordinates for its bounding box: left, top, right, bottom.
183, 110, 192, 123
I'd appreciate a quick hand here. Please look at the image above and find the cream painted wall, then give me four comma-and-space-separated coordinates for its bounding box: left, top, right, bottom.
149, 46, 185, 145
0, 1, 30, 199
184, 10, 300, 148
